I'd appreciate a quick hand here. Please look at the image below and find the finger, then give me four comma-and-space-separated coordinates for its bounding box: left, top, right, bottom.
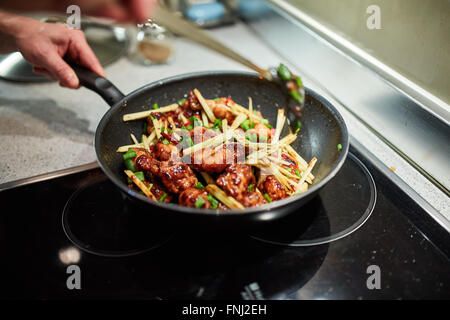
69, 31, 106, 77
38, 51, 79, 88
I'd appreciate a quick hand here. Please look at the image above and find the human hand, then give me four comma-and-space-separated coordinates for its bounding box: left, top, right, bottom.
12, 16, 105, 88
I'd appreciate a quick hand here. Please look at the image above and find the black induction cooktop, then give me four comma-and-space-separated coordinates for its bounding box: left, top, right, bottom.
1, 144, 449, 300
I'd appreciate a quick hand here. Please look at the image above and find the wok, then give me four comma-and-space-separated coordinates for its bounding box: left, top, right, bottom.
71, 65, 349, 224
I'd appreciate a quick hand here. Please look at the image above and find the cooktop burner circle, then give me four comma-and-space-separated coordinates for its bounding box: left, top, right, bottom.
62, 179, 174, 257
249, 152, 376, 246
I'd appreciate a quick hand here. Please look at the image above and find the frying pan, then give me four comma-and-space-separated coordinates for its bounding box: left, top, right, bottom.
71, 64, 349, 224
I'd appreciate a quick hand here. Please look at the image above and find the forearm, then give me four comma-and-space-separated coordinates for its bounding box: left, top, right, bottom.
0, 10, 43, 54
0, 10, 23, 53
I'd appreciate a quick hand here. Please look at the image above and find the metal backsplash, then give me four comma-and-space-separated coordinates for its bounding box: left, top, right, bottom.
244, 1, 450, 193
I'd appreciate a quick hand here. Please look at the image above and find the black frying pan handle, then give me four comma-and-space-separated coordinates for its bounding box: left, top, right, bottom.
68, 62, 125, 107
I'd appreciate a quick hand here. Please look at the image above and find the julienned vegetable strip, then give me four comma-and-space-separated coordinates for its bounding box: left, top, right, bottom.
124, 170, 156, 200
205, 185, 244, 210
123, 104, 178, 121
193, 89, 216, 122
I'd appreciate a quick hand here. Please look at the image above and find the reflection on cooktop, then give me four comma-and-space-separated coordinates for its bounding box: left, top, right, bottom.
251, 153, 376, 246
1, 145, 449, 299
61, 153, 374, 258
62, 181, 175, 257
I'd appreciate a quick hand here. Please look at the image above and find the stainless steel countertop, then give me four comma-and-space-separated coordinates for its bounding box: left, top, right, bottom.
0, 22, 448, 221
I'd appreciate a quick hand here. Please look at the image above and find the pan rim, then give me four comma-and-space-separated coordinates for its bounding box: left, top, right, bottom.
94, 70, 349, 216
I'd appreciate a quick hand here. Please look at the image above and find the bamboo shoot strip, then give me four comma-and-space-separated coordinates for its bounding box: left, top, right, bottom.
205, 185, 244, 209
123, 104, 178, 121
117, 144, 144, 152
296, 157, 317, 191
201, 172, 215, 185
124, 170, 156, 200
193, 89, 216, 122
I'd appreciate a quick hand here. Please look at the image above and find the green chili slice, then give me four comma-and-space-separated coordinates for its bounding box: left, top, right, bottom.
277, 64, 291, 80
207, 194, 219, 209
195, 197, 205, 208
195, 182, 205, 190
134, 171, 145, 181
159, 193, 168, 202
123, 149, 137, 160
124, 158, 136, 172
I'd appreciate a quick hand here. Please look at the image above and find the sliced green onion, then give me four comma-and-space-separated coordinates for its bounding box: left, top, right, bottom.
190, 116, 203, 127
123, 149, 137, 160
293, 121, 302, 132
207, 194, 218, 209
213, 118, 222, 128
247, 184, 255, 193
295, 76, 303, 88
195, 181, 205, 190
289, 90, 304, 104
213, 98, 220, 102
162, 139, 170, 145
178, 98, 187, 105
148, 183, 153, 190
159, 193, 168, 202
245, 132, 258, 142
152, 103, 159, 110
150, 114, 155, 120
161, 127, 165, 133
337, 143, 343, 151
286, 167, 292, 172
134, 171, 145, 181
240, 119, 252, 131
296, 169, 301, 177
124, 158, 136, 172
264, 193, 272, 203
277, 64, 291, 80
195, 197, 205, 208
262, 119, 273, 129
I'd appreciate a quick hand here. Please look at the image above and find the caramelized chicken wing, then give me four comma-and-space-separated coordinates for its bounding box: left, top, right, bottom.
212, 104, 234, 123
179, 187, 211, 209
154, 142, 179, 161
145, 180, 172, 203
216, 164, 255, 200
136, 155, 198, 194
190, 143, 245, 174
263, 175, 287, 201
240, 192, 267, 207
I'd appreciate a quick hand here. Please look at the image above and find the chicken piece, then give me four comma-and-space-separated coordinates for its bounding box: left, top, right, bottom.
144, 180, 172, 203
263, 175, 287, 201
187, 91, 202, 111
135, 154, 160, 173
179, 187, 211, 209
253, 123, 271, 140
156, 161, 198, 194
190, 143, 245, 174
154, 142, 179, 161
212, 103, 234, 123
240, 192, 267, 207
136, 155, 198, 194
190, 126, 218, 144
216, 164, 256, 200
